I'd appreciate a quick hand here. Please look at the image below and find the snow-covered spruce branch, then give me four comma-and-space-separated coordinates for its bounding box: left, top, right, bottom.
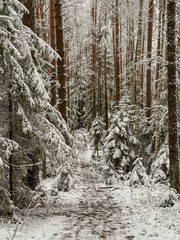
0, 137, 19, 158
31, 113, 71, 152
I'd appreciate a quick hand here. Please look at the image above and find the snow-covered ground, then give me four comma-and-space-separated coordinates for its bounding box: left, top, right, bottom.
1, 131, 180, 240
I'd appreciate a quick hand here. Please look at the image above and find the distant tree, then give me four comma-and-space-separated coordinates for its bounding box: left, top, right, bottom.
154, 0, 166, 158
92, 0, 97, 119
134, 0, 143, 156
89, 117, 106, 158
115, 0, 120, 106
104, 12, 109, 131
146, 0, 154, 121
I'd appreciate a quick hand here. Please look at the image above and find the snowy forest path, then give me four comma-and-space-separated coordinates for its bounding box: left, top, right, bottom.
57, 130, 135, 240
1, 131, 135, 240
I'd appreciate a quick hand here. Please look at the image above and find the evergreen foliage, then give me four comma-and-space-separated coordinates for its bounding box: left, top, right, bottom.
0, 0, 74, 208
128, 158, 149, 186
89, 116, 106, 158
104, 99, 137, 177
0, 0, 180, 215
150, 146, 169, 183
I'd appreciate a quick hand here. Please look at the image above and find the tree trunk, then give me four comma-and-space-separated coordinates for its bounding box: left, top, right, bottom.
22, 1, 46, 180
9, 91, 14, 201
55, 0, 66, 121
167, 0, 180, 192
141, 34, 144, 104
115, 0, 120, 106
154, 81, 162, 158
22, 1, 35, 31
97, 18, 102, 117
134, 0, 143, 156
36, 3, 40, 36
39, 3, 46, 42
113, 24, 116, 103
50, 0, 56, 106
126, 36, 129, 79
155, 0, 162, 93
146, 0, 154, 121
119, 16, 122, 88
154, 0, 164, 158
65, 41, 70, 126
129, 19, 135, 106
92, 0, 97, 119
104, 13, 108, 131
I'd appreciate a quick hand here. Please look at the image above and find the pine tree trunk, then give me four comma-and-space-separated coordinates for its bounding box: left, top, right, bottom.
36, 3, 40, 36
113, 25, 116, 103
126, 36, 129, 79
22, 1, 44, 180
39, 3, 46, 42
97, 19, 102, 117
119, 16, 122, 87
104, 13, 108, 131
9, 91, 14, 201
92, 0, 97, 119
154, 81, 162, 158
65, 41, 70, 126
115, 0, 120, 106
141, 34, 144, 104
22, 1, 35, 31
146, 0, 154, 121
129, 19, 135, 105
155, 0, 162, 93
134, 0, 143, 156
55, 0, 66, 121
167, 0, 180, 192
154, 0, 163, 158
50, 0, 56, 106
38, 2, 47, 179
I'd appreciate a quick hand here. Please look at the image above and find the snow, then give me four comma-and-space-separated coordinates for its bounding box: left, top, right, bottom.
111, 185, 180, 240
113, 148, 121, 159
0, 157, 3, 167
150, 146, 169, 183
0, 137, 19, 158
1, 131, 180, 240
0, 0, 2, 10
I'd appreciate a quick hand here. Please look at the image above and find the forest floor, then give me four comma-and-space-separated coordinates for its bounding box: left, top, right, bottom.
1, 131, 180, 240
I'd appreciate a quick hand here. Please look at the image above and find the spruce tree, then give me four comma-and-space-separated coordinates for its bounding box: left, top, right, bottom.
104, 99, 137, 176
89, 117, 106, 158
0, 0, 73, 207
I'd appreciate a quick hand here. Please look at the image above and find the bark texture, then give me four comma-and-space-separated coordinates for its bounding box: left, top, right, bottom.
115, 0, 120, 106
9, 91, 14, 200
154, 0, 164, 158
167, 0, 180, 192
146, 0, 154, 120
50, 0, 56, 106
55, 0, 66, 121
92, 0, 97, 119
97, 19, 102, 117
104, 13, 108, 130
134, 0, 143, 156
22, 1, 35, 31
